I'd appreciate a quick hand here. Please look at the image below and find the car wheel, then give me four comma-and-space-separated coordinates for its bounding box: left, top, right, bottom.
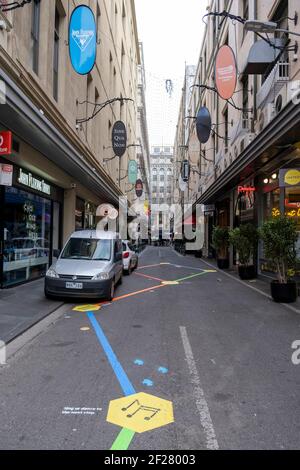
107, 280, 115, 301
127, 263, 132, 275
44, 288, 54, 300
119, 273, 123, 285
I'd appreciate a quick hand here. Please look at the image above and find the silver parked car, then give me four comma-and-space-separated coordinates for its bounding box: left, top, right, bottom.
44, 230, 123, 301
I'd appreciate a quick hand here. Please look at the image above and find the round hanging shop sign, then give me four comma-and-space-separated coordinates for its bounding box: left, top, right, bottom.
135, 179, 143, 198
112, 121, 127, 157
215, 45, 237, 100
69, 5, 97, 75
196, 107, 212, 144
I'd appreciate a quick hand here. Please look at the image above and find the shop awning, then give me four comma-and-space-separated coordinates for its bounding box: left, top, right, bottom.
195, 98, 300, 207
243, 39, 284, 75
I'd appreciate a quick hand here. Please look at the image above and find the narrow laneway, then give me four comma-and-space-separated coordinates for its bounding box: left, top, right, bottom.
0, 247, 299, 450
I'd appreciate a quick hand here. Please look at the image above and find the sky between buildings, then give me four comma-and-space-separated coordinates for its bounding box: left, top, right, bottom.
135, 0, 209, 148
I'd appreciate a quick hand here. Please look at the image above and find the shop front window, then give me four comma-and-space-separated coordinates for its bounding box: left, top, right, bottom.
3, 187, 51, 287
263, 187, 280, 219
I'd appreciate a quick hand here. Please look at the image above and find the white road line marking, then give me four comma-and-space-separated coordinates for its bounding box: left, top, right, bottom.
199, 259, 300, 315
180, 326, 219, 450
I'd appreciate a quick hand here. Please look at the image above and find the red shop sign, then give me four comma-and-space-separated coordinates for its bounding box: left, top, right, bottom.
0, 131, 12, 155
215, 45, 237, 100
238, 186, 256, 193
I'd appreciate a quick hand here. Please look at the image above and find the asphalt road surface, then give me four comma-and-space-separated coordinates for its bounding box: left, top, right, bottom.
0, 247, 300, 450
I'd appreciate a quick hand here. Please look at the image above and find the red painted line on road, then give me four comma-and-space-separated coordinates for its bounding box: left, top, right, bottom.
134, 272, 166, 283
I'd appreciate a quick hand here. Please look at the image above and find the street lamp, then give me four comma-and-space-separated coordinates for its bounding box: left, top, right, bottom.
244, 20, 300, 37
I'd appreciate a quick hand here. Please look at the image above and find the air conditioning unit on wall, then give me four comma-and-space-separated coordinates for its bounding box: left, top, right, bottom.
274, 80, 300, 115
256, 103, 275, 133
256, 81, 300, 133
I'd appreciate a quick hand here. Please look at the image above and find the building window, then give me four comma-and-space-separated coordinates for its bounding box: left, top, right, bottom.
31, 0, 41, 74
53, 7, 60, 101
242, 76, 249, 125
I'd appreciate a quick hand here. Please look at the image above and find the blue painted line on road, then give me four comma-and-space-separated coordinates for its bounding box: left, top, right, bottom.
87, 312, 136, 397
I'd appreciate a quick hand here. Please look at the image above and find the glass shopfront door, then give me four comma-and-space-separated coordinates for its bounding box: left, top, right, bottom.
1, 186, 52, 287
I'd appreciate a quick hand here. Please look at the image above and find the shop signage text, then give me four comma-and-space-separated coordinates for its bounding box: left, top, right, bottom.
279, 169, 300, 187
238, 186, 256, 193
69, 5, 97, 75
204, 204, 215, 213
18, 168, 51, 196
215, 45, 237, 100
0, 131, 12, 155
112, 121, 127, 157
272, 207, 300, 218
0, 164, 13, 186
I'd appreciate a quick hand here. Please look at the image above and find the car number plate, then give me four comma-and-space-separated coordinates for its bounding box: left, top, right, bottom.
66, 282, 83, 289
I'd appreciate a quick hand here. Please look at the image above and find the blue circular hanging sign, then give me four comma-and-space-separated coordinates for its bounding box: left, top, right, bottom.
69, 5, 97, 75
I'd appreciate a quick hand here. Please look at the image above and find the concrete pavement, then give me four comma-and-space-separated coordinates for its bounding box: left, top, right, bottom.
0, 246, 300, 450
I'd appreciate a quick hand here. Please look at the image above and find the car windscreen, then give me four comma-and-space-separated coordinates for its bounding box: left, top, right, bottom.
61, 238, 111, 261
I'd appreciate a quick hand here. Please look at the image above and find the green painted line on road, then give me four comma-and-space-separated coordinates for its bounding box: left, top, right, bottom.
110, 428, 136, 450
175, 272, 209, 283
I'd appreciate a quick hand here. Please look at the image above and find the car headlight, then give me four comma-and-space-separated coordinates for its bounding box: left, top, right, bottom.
92, 272, 110, 280
46, 267, 59, 278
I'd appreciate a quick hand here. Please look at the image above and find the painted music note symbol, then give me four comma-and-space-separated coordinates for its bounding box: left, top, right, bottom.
121, 399, 160, 421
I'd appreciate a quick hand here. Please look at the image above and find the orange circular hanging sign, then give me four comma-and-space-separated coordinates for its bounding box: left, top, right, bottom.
215, 45, 237, 100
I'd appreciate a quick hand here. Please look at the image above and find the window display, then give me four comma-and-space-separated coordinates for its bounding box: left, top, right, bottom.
3, 187, 51, 287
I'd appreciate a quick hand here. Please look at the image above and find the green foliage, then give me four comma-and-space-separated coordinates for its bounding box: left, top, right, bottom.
229, 224, 259, 266
212, 226, 229, 258
259, 216, 298, 284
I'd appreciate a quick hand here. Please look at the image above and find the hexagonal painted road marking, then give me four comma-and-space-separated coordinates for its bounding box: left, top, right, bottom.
73, 304, 102, 312
107, 392, 174, 434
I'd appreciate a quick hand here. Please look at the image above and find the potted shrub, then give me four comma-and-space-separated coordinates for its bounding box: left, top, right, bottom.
212, 226, 230, 269
259, 216, 298, 303
229, 224, 258, 280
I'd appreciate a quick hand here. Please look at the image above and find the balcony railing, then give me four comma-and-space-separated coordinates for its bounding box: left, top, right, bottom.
257, 61, 289, 109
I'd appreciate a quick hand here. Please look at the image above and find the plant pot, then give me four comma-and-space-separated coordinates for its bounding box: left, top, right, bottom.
270, 280, 298, 303
217, 258, 229, 270
238, 265, 257, 280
